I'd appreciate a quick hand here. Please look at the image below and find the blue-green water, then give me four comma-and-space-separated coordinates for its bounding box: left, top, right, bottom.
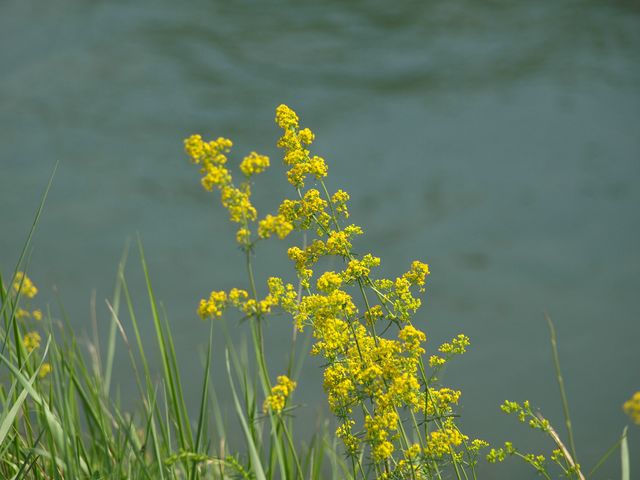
2, 1, 639, 476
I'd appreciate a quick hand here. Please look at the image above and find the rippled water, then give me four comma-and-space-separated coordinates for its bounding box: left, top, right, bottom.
2, 0, 639, 476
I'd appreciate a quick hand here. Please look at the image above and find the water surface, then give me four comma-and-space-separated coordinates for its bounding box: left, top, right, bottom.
1, 1, 639, 476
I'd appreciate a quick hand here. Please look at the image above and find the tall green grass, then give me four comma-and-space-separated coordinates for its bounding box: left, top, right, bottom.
0, 166, 345, 479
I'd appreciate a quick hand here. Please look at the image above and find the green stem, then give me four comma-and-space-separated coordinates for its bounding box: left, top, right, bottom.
545, 314, 578, 465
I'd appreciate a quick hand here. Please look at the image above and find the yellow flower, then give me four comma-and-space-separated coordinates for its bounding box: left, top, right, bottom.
220, 185, 257, 223
258, 214, 293, 239
336, 420, 359, 455
325, 226, 362, 256
228, 288, 249, 308
398, 324, 426, 356
23, 331, 41, 352
316, 271, 342, 293
275, 104, 299, 130
236, 228, 251, 245
425, 420, 468, 457
32, 309, 43, 321
184, 134, 206, 161
623, 391, 640, 424
331, 189, 350, 218
13, 272, 38, 298
263, 375, 296, 414
403, 260, 430, 291
239, 152, 270, 177
39, 362, 52, 378
439, 334, 470, 355
342, 254, 380, 283
198, 291, 227, 319
429, 355, 446, 368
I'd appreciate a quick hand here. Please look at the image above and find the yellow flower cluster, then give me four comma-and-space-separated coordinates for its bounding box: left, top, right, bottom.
220, 184, 257, 223
197, 277, 298, 321
425, 388, 461, 416
275, 105, 476, 468
429, 334, 471, 368
316, 271, 342, 293
623, 391, 640, 424
331, 190, 350, 218
263, 375, 296, 414
425, 419, 468, 458
487, 441, 548, 476
15, 308, 42, 320
239, 152, 270, 177
23, 331, 41, 352
186, 105, 481, 475
342, 254, 380, 283
258, 214, 293, 239
39, 362, 52, 378
13, 271, 38, 298
198, 290, 227, 319
403, 260, 430, 291
184, 134, 262, 242
275, 104, 328, 187
438, 334, 470, 355
279, 189, 331, 232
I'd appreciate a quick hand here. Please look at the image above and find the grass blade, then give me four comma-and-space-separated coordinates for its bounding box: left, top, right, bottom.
545, 313, 578, 463
0, 161, 57, 320
621, 426, 629, 480
225, 349, 266, 480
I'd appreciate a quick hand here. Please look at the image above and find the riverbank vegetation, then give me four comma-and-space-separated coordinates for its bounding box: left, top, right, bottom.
1, 106, 635, 479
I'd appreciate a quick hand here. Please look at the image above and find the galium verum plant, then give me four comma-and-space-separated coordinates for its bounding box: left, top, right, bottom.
184, 105, 487, 478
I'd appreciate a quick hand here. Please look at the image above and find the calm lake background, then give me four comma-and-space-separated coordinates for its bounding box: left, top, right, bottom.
2, 0, 639, 477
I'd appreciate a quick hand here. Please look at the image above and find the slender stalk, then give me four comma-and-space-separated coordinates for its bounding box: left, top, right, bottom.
545, 314, 578, 465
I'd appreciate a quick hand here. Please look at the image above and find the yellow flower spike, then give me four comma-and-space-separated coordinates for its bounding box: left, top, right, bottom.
32, 309, 43, 321
263, 375, 297, 414
23, 331, 41, 352
239, 151, 270, 177
13, 272, 38, 298
275, 104, 299, 130
220, 185, 257, 223
336, 420, 359, 455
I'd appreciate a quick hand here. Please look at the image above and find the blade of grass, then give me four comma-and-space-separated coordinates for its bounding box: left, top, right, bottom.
588, 427, 628, 477
545, 313, 578, 463
104, 243, 129, 396
194, 320, 214, 454
621, 426, 629, 480
0, 161, 57, 320
225, 349, 266, 480
0, 377, 35, 445
137, 236, 191, 451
